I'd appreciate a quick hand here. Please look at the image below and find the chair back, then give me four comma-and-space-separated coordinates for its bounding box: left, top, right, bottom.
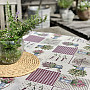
0, 0, 22, 30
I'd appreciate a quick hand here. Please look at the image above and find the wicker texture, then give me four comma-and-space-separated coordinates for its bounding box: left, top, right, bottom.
0, 52, 40, 77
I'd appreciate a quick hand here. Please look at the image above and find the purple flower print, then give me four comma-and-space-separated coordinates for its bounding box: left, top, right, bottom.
33, 50, 43, 55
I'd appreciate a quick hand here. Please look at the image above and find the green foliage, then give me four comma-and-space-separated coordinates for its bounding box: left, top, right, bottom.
78, 0, 90, 11
0, 3, 47, 64
0, 39, 22, 64
68, 68, 87, 77
0, 48, 21, 64
0, 39, 21, 50
0, 3, 47, 41
57, 0, 73, 8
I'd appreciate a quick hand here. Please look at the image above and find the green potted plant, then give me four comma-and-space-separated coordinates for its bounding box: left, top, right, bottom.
0, 3, 47, 64
77, 0, 90, 20
28, 0, 50, 28
57, 0, 74, 15
57, 0, 74, 22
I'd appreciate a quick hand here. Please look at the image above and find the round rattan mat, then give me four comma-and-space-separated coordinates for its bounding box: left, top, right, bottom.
0, 52, 40, 77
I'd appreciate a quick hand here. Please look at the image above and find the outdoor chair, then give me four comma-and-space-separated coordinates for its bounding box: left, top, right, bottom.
0, 0, 22, 30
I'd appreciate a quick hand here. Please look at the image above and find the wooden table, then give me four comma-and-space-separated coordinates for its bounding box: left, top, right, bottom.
50, 14, 90, 40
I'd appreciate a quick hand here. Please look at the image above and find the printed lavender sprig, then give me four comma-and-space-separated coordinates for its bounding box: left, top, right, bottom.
61, 55, 67, 61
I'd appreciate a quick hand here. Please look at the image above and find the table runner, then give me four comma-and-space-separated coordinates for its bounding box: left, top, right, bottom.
0, 31, 90, 90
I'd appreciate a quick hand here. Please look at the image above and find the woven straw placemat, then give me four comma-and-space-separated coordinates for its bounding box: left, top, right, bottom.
0, 52, 40, 77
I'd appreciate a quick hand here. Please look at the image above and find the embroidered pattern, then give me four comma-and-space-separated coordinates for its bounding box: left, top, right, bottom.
52, 34, 61, 39
41, 38, 61, 45
72, 58, 87, 66
62, 42, 79, 47
42, 62, 63, 72
24, 35, 44, 42
18, 80, 52, 90
0, 78, 14, 89
70, 79, 86, 87
53, 46, 78, 55
59, 77, 86, 87
77, 50, 90, 56
33, 50, 43, 55
68, 66, 87, 77
26, 68, 60, 86
35, 45, 53, 50
84, 45, 90, 51
71, 56, 90, 68
54, 74, 90, 90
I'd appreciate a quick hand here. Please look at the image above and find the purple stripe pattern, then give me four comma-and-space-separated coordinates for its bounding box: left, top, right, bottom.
53, 46, 78, 55
26, 68, 60, 86
24, 35, 44, 43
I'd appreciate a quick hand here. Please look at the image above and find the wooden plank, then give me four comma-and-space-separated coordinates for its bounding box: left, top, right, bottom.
0, 5, 5, 30
0, 0, 22, 30
17, 0, 22, 19
22, 2, 56, 6
11, 5, 15, 17
5, 5, 9, 29
0, 0, 17, 5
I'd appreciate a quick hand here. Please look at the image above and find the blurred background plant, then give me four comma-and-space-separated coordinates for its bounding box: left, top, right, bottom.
77, 0, 90, 20
57, 0, 74, 9
78, 0, 90, 11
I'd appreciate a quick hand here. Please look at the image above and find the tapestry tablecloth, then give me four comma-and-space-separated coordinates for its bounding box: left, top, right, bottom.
0, 31, 90, 90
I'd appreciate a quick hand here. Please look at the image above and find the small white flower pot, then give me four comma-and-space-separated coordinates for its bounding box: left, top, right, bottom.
28, 6, 50, 29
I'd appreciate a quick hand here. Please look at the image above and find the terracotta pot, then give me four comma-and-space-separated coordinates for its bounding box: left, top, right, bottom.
77, 10, 89, 20
88, 8, 90, 19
